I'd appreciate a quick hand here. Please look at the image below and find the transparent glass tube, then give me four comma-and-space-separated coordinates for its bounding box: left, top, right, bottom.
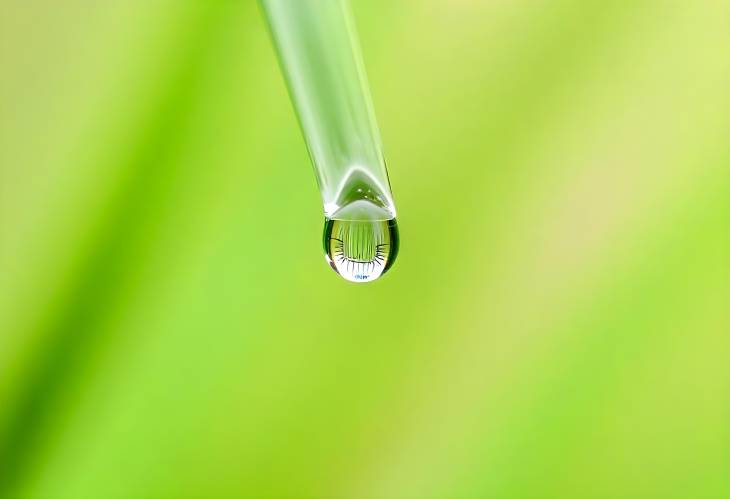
261, 0, 399, 283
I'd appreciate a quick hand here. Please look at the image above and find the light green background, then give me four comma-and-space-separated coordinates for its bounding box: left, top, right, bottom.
0, 1, 728, 498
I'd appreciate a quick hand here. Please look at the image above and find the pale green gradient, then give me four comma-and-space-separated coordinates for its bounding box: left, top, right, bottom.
0, 1, 728, 498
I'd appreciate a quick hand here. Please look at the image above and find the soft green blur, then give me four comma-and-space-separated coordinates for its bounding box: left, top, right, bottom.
0, 1, 727, 498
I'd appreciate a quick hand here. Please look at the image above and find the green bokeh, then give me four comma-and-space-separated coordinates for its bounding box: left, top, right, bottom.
0, 1, 727, 498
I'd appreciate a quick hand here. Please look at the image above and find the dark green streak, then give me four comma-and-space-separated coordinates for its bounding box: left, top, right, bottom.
0, 4, 233, 496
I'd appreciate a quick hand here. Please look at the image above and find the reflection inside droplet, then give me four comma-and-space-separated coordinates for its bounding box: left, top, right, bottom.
323, 217, 399, 283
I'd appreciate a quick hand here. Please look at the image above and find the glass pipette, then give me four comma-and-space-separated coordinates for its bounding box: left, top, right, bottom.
261, 0, 399, 283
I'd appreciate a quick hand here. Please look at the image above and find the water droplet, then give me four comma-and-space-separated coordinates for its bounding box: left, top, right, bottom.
323, 218, 399, 283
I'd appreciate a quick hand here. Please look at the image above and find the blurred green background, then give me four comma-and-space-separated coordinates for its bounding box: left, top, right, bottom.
1, 1, 728, 498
